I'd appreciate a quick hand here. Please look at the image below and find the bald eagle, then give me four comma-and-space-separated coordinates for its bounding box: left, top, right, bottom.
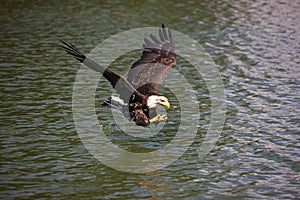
60, 24, 176, 126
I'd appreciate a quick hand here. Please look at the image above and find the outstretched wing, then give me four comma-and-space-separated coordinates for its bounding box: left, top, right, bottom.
59, 40, 146, 103
126, 24, 176, 96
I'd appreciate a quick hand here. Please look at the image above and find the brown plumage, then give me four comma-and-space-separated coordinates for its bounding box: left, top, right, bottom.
60, 24, 176, 126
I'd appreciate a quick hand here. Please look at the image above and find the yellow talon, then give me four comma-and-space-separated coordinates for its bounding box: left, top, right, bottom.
160, 113, 168, 120
150, 113, 168, 123
150, 114, 160, 123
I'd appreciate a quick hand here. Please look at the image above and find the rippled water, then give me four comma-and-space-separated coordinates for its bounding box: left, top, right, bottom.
1, 0, 299, 199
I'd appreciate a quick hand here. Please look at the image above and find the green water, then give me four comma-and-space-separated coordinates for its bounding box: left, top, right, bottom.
1, 0, 299, 199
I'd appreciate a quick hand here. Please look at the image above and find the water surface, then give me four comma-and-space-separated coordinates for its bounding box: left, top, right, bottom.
1, 0, 299, 199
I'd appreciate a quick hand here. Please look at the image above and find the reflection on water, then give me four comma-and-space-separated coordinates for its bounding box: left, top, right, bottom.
1, 0, 299, 199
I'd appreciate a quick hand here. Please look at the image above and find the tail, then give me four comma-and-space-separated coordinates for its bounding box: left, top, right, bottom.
102, 96, 126, 113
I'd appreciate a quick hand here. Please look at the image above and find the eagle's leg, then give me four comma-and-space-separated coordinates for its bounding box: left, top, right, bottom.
150, 113, 168, 123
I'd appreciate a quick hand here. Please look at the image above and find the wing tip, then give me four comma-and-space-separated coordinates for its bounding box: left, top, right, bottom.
142, 23, 175, 53
59, 40, 86, 63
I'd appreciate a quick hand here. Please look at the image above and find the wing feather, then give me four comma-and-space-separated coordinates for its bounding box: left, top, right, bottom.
60, 40, 145, 103
168, 27, 173, 43
150, 33, 161, 44
127, 24, 176, 96
144, 37, 153, 46
159, 28, 165, 42
162, 27, 169, 41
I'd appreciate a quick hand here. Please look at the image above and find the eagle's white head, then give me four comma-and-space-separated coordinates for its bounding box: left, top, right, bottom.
147, 95, 170, 109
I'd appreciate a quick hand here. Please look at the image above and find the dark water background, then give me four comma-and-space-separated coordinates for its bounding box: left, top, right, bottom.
1, 0, 299, 199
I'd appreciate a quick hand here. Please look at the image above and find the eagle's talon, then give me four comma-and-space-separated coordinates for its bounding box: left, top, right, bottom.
160, 113, 168, 121
149, 113, 168, 123
150, 114, 160, 123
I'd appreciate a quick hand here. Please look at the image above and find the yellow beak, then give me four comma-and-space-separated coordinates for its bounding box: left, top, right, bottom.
161, 101, 170, 109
